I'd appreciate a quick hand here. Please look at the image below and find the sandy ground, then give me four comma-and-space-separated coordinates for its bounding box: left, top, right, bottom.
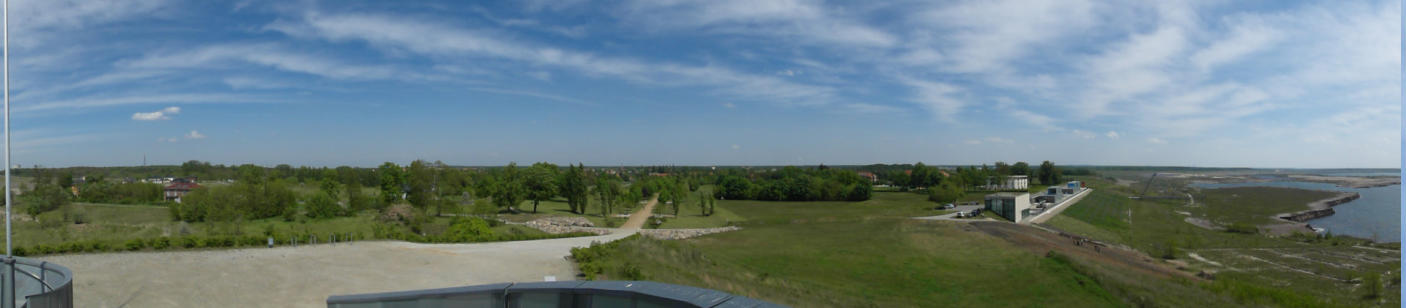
40, 233, 634, 307
1286, 175, 1400, 188
37, 197, 661, 307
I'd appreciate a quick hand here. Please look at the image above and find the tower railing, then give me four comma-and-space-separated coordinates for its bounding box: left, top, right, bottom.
0, 257, 72, 308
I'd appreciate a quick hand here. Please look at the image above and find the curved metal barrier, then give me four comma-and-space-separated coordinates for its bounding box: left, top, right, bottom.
1, 256, 72, 308
327, 280, 783, 308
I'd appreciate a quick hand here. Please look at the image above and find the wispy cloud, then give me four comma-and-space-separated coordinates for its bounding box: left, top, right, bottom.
161, 130, 206, 143
132, 106, 181, 121
267, 11, 836, 105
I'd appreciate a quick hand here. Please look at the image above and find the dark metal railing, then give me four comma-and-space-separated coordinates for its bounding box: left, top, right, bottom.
1, 256, 72, 308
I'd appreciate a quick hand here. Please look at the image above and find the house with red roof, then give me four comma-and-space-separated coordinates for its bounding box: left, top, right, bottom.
164, 178, 201, 203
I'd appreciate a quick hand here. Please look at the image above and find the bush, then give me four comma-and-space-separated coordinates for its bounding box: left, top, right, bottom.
153, 237, 172, 249
305, 191, 344, 219
125, 239, 145, 251
180, 236, 199, 248
444, 217, 493, 242
1225, 223, 1258, 234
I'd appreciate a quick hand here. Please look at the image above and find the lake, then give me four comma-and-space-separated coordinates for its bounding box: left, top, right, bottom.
1192, 181, 1400, 242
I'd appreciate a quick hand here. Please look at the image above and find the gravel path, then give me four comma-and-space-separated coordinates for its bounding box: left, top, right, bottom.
619, 194, 658, 229
34, 201, 680, 307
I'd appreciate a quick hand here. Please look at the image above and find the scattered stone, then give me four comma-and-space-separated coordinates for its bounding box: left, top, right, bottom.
639, 227, 741, 240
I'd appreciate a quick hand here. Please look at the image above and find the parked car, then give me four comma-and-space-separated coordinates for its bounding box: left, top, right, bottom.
943, 203, 955, 209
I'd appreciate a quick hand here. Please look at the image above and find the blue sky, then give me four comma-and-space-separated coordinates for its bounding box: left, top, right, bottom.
7, 0, 1400, 168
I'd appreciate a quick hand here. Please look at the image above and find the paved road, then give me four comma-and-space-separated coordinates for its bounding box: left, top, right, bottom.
913, 205, 983, 221
39, 200, 662, 307
1025, 189, 1093, 224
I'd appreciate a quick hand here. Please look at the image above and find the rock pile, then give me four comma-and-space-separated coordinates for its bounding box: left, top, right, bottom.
639, 226, 741, 240
521, 217, 612, 235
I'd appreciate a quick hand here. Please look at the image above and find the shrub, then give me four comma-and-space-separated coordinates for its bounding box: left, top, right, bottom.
180, 236, 199, 248
12, 246, 27, 257
1225, 223, 1258, 234
125, 239, 145, 251
444, 217, 494, 242
152, 237, 172, 249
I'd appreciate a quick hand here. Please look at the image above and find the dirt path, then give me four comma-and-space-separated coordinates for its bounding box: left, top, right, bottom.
619, 193, 658, 230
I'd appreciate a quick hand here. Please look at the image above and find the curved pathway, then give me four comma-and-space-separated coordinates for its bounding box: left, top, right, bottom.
38, 196, 663, 307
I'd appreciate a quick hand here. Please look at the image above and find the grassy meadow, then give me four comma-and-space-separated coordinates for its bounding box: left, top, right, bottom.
1046, 177, 1400, 307
573, 190, 1264, 307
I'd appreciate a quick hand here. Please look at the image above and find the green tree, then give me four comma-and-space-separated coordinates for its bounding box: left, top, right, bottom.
406, 160, 434, 211
305, 191, 342, 219
1011, 162, 1031, 176
57, 172, 74, 189
594, 174, 622, 216
927, 181, 965, 203
378, 162, 404, 205
492, 163, 527, 212
524, 162, 559, 213
560, 163, 590, 214
1038, 161, 1061, 185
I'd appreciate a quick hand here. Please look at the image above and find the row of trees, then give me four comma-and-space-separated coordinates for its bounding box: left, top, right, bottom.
713, 167, 872, 202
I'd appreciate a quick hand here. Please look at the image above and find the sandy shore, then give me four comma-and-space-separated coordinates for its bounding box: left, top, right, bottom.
39, 231, 634, 307
1286, 175, 1400, 188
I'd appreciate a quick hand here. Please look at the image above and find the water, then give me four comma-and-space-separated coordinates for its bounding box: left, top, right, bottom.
1192, 181, 1400, 242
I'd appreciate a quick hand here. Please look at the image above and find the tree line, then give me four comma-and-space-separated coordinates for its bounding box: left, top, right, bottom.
712, 166, 872, 202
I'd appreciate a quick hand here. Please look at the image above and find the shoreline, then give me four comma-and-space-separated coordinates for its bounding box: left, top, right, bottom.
1285, 175, 1401, 189
1261, 192, 1361, 237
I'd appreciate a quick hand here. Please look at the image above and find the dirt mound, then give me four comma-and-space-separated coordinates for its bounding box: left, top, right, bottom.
971, 221, 1200, 281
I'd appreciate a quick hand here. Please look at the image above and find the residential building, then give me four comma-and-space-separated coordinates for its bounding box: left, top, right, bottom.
165, 180, 201, 203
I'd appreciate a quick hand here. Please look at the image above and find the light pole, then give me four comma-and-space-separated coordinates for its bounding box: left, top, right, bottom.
5, 0, 12, 257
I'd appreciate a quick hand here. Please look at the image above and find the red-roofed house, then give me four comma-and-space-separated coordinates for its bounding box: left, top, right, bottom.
165, 182, 201, 203
855, 171, 878, 183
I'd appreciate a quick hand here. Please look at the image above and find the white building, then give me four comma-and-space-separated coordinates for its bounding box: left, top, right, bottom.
986, 175, 1029, 191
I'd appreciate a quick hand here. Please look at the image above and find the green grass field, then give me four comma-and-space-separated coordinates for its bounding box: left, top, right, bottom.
573, 190, 1277, 307
1046, 177, 1400, 307
575, 192, 1131, 307
13, 201, 562, 254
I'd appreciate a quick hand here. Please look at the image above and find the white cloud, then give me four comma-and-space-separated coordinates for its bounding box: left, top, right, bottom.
984, 137, 1013, 144
722, 102, 735, 109
844, 103, 901, 114
911, 0, 1094, 74
162, 130, 206, 143
268, 12, 835, 105
617, 0, 896, 48
1105, 131, 1120, 140
1072, 129, 1096, 139
1147, 137, 1167, 144
900, 78, 964, 121
126, 43, 400, 80
964, 139, 982, 145
730, 144, 740, 150
131, 106, 181, 121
